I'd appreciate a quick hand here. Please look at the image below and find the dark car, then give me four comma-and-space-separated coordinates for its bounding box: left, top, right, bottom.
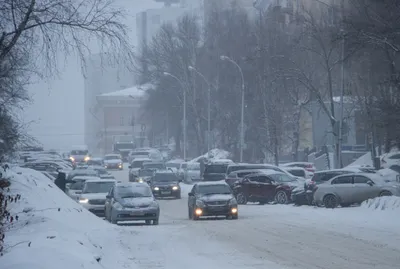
225, 169, 263, 187
232, 171, 299, 204
188, 181, 238, 220
150, 171, 182, 199
202, 162, 230, 181
135, 168, 156, 183
225, 163, 286, 178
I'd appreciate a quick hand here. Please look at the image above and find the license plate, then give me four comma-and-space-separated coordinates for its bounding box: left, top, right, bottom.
130, 211, 143, 216
161, 191, 171, 195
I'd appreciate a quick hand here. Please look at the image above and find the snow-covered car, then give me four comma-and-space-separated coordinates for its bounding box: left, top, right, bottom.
283, 167, 313, 179
313, 173, 400, 208
165, 159, 184, 173
188, 181, 238, 220
184, 162, 201, 182
281, 162, 316, 173
105, 182, 160, 225
381, 152, 400, 169
78, 179, 116, 216
103, 154, 123, 170
66, 176, 101, 201
128, 158, 152, 181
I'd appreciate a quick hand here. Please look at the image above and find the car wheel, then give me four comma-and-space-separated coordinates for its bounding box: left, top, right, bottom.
145, 220, 152, 225
236, 192, 247, 205
323, 194, 338, 208
275, 191, 289, 204
379, 190, 392, 196
153, 219, 159, 225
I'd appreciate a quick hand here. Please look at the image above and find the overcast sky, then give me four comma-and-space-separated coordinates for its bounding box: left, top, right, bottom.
22, 0, 163, 151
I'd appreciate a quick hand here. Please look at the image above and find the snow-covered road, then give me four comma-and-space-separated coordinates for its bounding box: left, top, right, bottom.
110, 169, 400, 269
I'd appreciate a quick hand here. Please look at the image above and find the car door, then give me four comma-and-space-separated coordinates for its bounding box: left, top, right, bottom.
331, 176, 353, 203
105, 187, 114, 217
240, 175, 257, 197
258, 176, 276, 200
352, 176, 377, 202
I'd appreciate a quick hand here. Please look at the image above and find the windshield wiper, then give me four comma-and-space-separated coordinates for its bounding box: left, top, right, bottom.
203, 192, 223, 195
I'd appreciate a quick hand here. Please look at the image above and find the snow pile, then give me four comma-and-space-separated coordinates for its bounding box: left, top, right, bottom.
189, 148, 231, 163
361, 196, 400, 211
0, 167, 130, 269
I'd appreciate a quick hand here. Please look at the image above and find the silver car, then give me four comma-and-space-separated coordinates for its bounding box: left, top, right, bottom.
314, 173, 400, 208
184, 163, 201, 183
78, 179, 116, 216
104, 182, 160, 225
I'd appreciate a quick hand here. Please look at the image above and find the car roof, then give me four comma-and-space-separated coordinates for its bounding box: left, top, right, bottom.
85, 179, 116, 183
315, 168, 361, 174
115, 182, 149, 188
250, 170, 286, 176
72, 176, 101, 180
196, 181, 229, 186
132, 158, 152, 161
155, 170, 175, 174
281, 162, 313, 166
229, 169, 266, 174
144, 161, 164, 165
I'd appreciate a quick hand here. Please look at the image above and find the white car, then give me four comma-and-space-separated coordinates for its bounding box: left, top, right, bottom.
381, 152, 400, 169
78, 179, 116, 216
66, 176, 101, 201
103, 154, 123, 170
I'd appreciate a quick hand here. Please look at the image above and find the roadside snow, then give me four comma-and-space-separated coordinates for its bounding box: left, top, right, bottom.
0, 167, 136, 269
189, 148, 231, 163
361, 196, 400, 211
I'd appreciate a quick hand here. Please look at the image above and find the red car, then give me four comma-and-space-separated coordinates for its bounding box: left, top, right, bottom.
232, 171, 300, 204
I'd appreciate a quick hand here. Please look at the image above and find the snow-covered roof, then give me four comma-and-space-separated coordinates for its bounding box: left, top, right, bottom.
72, 176, 100, 181
196, 181, 229, 186
99, 83, 152, 98
85, 179, 116, 183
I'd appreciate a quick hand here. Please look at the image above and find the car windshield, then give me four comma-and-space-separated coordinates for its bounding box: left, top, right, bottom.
105, 155, 120, 160
198, 184, 231, 195
132, 160, 146, 168
69, 181, 85, 190
166, 163, 180, 169
205, 164, 228, 174
82, 181, 115, 193
153, 174, 178, 182
116, 185, 152, 198
144, 163, 165, 170
139, 169, 156, 177
71, 150, 88, 155
269, 174, 296, 182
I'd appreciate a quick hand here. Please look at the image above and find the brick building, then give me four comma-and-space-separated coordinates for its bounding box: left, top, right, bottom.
96, 85, 151, 154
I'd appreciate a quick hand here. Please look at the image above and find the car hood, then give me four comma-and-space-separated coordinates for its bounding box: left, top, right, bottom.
152, 181, 179, 187
104, 159, 121, 164
80, 193, 108, 200
199, 194, 233, 202
118, 197, 154, 207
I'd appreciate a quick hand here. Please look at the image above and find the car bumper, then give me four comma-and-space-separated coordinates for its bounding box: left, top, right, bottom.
195, 205, 238, 217
112, 208, 159, 221
152, 188, 181, 197
81, 204, 105, 216
105, 163, 123, 169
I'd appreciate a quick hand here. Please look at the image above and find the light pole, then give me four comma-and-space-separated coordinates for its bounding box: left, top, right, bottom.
163, 72, 187, 160
220, 55, 245, 162
188, 65, 211, 155
338, 29, 345, 168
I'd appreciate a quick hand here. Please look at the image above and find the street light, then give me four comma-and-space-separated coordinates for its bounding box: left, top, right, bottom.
220, 55, 245, 162
163, 72, 187, 160
188, 65, 211, 155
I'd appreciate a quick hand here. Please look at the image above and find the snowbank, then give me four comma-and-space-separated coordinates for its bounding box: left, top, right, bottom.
361, 196, 400, 211
0, 167, 133, 269
189, 148, 231, 163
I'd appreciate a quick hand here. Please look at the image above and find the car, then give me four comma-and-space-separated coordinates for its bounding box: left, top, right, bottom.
128, 148, 163, 163
66, 168, 98, 181
202, 161, 231, 181
104, 182, 160, 225
280, 162, 316, 173
283, 167, 313, 179
78, 179, 116, 216
103, 154, 123, 170
183, 163, 201, 183
87, 157, 104, 166
150, 171, 182, 199
143, 161, 166, 170
135, 168, 156, 183
69, 147, 91, 167
188, 181, 238, 220
66, 176, 101, 200
232, 170, 300, 204
128, 158, 152, 181
381, 152, 400, 168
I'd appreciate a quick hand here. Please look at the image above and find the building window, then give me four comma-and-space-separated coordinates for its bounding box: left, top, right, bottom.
152, 14, 160, 24
120, 116, 124, 126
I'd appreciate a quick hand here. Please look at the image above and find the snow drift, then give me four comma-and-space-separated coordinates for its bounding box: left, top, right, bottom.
0, 167, 131, 269
189, 148, 231, 163
361, 196, 400, 211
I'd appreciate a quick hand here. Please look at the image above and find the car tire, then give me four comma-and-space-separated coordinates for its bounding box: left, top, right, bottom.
236, 192, 247, 205
323, 194, 338, 208
379, 190, 392, 196
145, 220, 152, 225
275, 191, 289, 204
153, 219, 159, 225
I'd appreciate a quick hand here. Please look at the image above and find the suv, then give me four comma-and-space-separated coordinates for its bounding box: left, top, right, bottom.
203, 161, 230, 181
150, 171, 182, 199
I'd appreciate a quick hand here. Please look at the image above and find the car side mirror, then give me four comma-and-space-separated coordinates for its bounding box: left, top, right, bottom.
367, 180, 374, 186
188, 192, 194, 197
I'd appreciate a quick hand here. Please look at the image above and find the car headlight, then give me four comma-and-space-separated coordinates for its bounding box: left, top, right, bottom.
150, 201, 159, 208
196, 200, 205, 207
154, 187, 159, 191
79, 198, 88, 204
229, 198, 238, 206
172, 186, 179, 190
113, 202, 123, 210
137, 178, 144, 183
84, 156, 90, 162
70, 157, 75, 162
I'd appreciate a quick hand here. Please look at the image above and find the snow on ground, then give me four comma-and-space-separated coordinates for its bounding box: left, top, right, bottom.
1, 167, 135, 269
189, 148, 231, 163
361, 196, 400, 211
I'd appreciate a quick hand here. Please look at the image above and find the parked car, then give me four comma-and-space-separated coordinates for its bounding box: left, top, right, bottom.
103, 154, 123, 170
78, 179, 116, 216
232, 170, 300, 204
177, 162, 188, 180
281, 162, 316, 173
203, 161, 231, 181
381, 152, 400, 169
183, 162, 201, 183
283, 167, 313, 179
188, 181, 238, 220
150, 171, 182, 199
224, 169, 262, 187
315, 173, 400, 208
66, 176, 101, 200
128, 158, 152, 181
67, 168, 98, 181
104, 182, 160, 225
